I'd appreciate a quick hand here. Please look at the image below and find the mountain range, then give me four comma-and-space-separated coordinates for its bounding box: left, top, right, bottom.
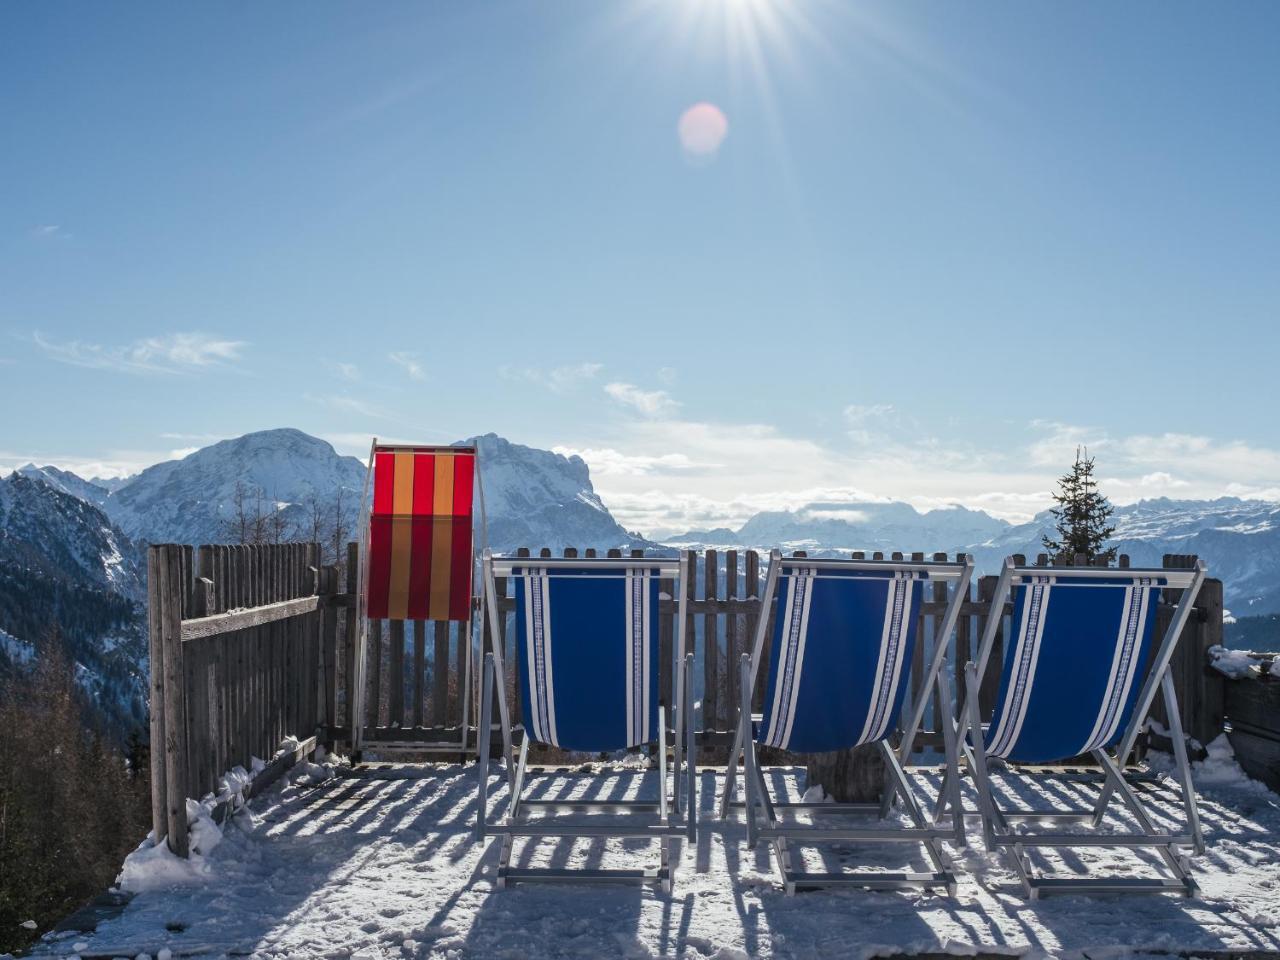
673, 497, 1280, 615
2, 427, 1277, 733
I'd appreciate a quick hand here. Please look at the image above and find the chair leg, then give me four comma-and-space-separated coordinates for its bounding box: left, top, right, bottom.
658, 705, 669, 821
936, 670, 967, 845
720, 714, 744, 819
507, 735, 530, 821
740, 655, 761, 847
685, 653, 697, 843
672, 665, 683, 819
1161, 670, 1204, 856
963, 663, 1001, 849
475, 654, 495, 842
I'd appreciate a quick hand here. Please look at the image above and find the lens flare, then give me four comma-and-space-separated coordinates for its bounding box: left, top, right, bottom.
677, 102, 729, 160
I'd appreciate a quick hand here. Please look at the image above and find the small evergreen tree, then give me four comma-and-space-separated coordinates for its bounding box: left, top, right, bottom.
1042, 446, 1116, 563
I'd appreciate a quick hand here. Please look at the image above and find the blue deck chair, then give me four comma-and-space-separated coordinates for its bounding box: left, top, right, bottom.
721, 551, 974, 895
952, 559, 1207, 898
474, 552, 695, 891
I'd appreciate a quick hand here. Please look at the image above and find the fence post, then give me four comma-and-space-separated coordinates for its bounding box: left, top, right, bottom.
147, 546, 169, 848
155, 544, 190, 856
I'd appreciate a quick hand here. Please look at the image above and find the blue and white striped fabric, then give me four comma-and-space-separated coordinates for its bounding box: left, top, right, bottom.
514, 566, 661, 752
757, 568, 926, 754
984, 574, 1165, 764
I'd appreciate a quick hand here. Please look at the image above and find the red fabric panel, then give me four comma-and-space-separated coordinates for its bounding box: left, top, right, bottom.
372, 451, 397, 515
448, 515, 474, 621
411, 452, 436, 516
406, 517, 434, 621
451, 452, 475, 518
366, 516, 391, 619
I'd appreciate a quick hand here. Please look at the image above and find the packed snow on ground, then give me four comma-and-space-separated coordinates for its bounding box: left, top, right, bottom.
22, 741, 1280, 959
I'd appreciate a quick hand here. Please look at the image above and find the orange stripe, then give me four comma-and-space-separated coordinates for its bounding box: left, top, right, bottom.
387, 453, 415, 619
432, 454, 455, 516
428, 518, 453, 620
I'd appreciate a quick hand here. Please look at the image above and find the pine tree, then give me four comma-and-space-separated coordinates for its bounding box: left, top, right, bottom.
1042, 446, 1116, 563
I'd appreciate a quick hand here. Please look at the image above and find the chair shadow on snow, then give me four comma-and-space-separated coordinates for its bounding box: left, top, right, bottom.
56, 761, 1280, 958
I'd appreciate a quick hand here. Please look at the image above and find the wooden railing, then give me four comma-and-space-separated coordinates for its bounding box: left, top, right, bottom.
148, 542, 338, 855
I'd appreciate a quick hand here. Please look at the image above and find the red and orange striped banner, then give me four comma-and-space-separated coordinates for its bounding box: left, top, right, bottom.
366, 446, 475, 622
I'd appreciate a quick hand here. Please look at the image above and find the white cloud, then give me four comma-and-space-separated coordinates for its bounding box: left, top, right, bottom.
33, 331, 246, 374
657, 367, 677, 385
551, 446, 703, 477
500, 362, 603, 393
159, 432, 226, 443
603, 382, 680, 417
388, 352, 425, 381
304, 392, 389, 420
843, 403, 897, 444
843, 403, 895, 424
568, 411, 1280, 539
334, 362, 360, 382
31, 224, 68, 240
0, 449, 162, 481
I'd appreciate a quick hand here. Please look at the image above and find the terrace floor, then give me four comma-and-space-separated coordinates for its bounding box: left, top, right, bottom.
25, 742, 1280, 960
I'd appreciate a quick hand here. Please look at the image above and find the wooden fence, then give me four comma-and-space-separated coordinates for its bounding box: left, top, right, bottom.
150, 541, 1226, 854
347, 544, 1225, 758
148, 542, 339, 856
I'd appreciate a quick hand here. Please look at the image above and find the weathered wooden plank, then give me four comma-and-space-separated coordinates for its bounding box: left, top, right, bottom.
180, 595, 322, 640
929, 553, 948, 740
345, 541, 359, 737
658, 570, 674, 709
368, 619, 383, 730
147, 546, 169, 846
432, 621, 448, 727
703, 548, 718, 730
389, 620, 406, 727
412, 620, 426, 728
157, 546, 189, 856
725, 550, 739, 722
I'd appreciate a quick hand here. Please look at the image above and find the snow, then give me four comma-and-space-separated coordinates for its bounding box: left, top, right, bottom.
1208, 644, 1263, 679
27, 745, 1280, 960
1271, 658, 1280, 679
0, 626, 34, 664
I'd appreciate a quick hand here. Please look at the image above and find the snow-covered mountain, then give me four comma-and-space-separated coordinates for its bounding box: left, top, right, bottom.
469, 434, 650, 552
0, 473, 147, 729
90, 428, 650, 554
980, 498, 1280, 614
16, 462, 114, 507
104, 428, 368, 546
673, 496, 1280, 615
0, 473, 143, 600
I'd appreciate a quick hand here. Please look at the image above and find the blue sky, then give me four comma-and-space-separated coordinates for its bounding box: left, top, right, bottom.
2, 1, 1277, 536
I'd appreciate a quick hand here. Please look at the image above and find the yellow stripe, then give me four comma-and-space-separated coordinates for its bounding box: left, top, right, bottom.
387, 453, 415, 620
393, 452, 415, 515
428, 518, 453, 620
432, 454, 455, 516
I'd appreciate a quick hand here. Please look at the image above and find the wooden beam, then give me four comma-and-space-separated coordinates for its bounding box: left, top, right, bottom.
209, 735, 319, 827
180, 594, 321, 641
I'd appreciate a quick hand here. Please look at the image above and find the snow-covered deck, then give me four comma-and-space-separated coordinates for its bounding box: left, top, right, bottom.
29, 743, 1280, 959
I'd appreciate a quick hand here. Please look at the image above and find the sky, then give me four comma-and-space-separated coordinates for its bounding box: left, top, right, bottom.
2, 1, 1278, 538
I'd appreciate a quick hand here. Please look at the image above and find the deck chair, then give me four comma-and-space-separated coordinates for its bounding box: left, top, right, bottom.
721, 551, 974, 895
953, 559, 1207, 898
475, 552, 696, 891
352, 440, 487, 758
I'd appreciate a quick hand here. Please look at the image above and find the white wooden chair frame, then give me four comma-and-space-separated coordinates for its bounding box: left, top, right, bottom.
721, 550, 974, 895
945, 559, 1207, 899
474, 553, 696, 892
